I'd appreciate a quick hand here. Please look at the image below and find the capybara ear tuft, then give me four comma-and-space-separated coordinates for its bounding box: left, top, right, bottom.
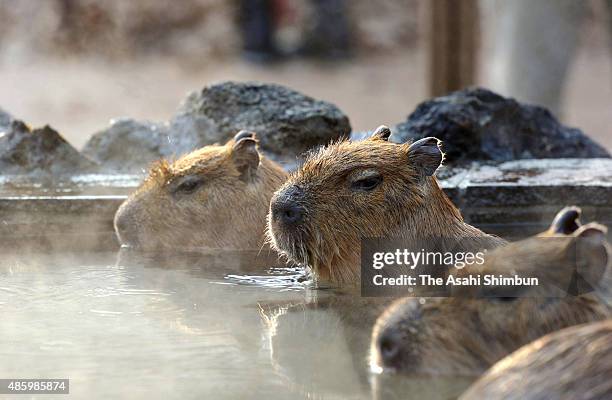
232, 136, 260, 181
407, 137, 443, 177
549, 206, 582, 235
233, 130, 256, 142
369, 125, 392, 141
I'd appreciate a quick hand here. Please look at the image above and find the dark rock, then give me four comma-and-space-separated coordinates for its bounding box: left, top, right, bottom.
169, 81, 351, 166
82, 118, 170, 173
392, 87, 610, 164
0, 121, 98, 176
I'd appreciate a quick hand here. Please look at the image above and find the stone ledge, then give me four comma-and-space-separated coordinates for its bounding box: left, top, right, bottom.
0, 174, 139, 250
0, 159, 610, 249
443, 158, 612, 238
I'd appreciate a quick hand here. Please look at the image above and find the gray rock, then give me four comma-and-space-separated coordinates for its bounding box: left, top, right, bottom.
82, 118, 171, 173
0, 120, 98, 177
392, 87, 610, 164
82, 82, 351, 172
169, 81, 351, 166
0, 107, 14, 132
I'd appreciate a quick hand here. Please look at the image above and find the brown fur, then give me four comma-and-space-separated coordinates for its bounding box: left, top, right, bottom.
267, 126, 505, 287
370, 208, 611, 376
114, 132, 287, 250
460, 320, 612, 400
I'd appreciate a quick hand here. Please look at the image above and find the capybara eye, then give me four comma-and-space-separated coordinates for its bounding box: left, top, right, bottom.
351, 176, 382, 192
173, 178, 203, 195
494, 297, 518, 303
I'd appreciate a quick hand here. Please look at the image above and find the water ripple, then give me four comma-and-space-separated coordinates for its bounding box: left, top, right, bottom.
222, 267, 308, 290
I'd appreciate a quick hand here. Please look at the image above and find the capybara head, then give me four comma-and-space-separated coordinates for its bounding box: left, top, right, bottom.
267, 125, 504, 286
370, 207, 611, 376
114, 131, 287, 250
460, 320, 612, 400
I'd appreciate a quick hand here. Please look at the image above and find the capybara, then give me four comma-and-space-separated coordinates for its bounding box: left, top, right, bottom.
267, 125, 505, 287
460, 320, 612, 400
370, 207, 611, 376
114, 131, 287, 250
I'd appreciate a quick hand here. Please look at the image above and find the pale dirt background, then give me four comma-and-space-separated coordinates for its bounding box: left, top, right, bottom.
0, 0, 609, 151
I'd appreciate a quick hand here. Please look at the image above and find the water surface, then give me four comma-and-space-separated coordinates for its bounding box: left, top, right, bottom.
0, 249, 470, 399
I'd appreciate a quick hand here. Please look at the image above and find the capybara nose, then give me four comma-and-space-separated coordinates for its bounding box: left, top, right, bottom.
114, 203, 138, 246
114, 210, 128, 233
271, 185, 306, 226
276, 203, 304, 225
377, 330, 402, 368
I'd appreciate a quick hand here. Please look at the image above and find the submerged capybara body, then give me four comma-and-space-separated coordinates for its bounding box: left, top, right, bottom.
267, 125, 505, 287
370, 207, 611, 376
114, 131, 287, 250
460, 320, 612, 400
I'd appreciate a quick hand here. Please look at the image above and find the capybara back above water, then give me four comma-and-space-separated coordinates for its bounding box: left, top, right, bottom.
460, 320, 612, 400
370, 207, 611, 376
114, 131, 287, 250
267, 125, 505, 287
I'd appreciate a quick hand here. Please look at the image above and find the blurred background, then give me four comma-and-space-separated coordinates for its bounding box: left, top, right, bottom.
0, 0, 610, 150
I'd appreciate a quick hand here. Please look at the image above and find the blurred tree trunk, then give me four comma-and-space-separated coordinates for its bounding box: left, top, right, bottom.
429, 0, 479, 97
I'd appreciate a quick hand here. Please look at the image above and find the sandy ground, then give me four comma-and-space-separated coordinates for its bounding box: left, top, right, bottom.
0, 48, 610, 151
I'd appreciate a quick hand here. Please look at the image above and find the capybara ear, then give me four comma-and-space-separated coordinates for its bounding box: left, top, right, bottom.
369, 125, 392, 141
549, 206, 582, 235
233, 130, 256, 142
407, 137, 443, 177
231, 134, 260, 182
574, 223, 607, 239
573, 223, 609, 293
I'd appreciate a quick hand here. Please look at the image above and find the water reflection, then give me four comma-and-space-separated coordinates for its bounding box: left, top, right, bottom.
0, 248, 473, 399
260, 292, 392, 398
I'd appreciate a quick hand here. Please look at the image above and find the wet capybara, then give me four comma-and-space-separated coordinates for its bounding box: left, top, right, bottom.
267, 125, 505, 287
459, 320, 612, 400
370, 207, 611, 377
114, 131, 287, 250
